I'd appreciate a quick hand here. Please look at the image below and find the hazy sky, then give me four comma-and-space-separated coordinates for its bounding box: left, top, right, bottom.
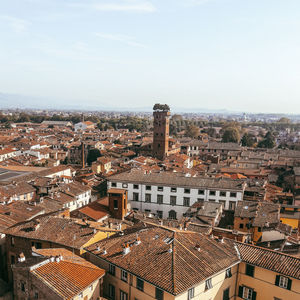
1, 0, 300, 113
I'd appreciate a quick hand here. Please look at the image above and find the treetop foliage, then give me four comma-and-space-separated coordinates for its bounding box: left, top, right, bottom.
153, 103, 170, 111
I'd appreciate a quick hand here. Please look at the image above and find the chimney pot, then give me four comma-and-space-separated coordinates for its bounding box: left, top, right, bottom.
123, 243, 130, 255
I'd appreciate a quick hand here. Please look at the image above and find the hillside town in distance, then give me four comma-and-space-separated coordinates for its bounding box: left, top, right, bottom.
0, 103, 299, 300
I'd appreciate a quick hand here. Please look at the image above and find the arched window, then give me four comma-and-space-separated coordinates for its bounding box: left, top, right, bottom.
168, 210, 177, 220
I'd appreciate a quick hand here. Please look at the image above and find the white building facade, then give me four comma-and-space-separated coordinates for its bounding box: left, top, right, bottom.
108, 171, 245, 220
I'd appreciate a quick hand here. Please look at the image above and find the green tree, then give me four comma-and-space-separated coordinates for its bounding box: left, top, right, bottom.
185, 125, 200, 139
202, 127, 217, 138
257, 131, 276, 148
222, 127, 240, 143
278, 117, 290, 123
87, 149, 101, 165
241, 133, 255, 147
17, 113, 30, 123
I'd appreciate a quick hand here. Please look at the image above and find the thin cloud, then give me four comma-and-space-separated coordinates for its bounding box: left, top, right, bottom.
0, 15, 30, 33
69, 0, 156, 13
95, 33, 146, 48
182, 0, 218, 6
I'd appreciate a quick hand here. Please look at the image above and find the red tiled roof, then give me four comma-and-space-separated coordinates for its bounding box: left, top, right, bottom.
32, 260, 104, 299
236, 242, 300, 279
33, 248, 99, 269
79, 202, 109, 221
86, 223, 239, 295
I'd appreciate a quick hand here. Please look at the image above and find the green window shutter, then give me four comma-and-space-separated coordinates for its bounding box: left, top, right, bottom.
252, 291, 257, 300
287, 278, 292, 290
275, 275, 280, 286
238, 286, 243, 298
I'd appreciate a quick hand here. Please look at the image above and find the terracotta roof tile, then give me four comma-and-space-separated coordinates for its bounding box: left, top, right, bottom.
86, 223, 239, 295
236, 242, 300, 279
32, 260, 104, 299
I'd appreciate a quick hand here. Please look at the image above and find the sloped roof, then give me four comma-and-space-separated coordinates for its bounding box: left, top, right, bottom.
5, 216, 98, 249
31, 260, 104, 299
85, 223, 239, 295
109, 170, 245, 191
236, 242, 300, 279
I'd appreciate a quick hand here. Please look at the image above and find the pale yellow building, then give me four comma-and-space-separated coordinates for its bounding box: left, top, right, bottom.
92, 157, 112, 174
236, 242, 300, 300
85, 222, 300, 300
85, 223, 241, 300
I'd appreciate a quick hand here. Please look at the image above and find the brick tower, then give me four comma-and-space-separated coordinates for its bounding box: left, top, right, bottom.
108, 188, 127, 220
152, 104, 170, 160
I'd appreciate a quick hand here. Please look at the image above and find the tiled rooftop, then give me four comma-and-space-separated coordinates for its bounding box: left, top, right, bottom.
86, 223, 239, 295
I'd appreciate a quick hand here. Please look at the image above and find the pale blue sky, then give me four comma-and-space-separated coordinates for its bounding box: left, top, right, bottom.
0, 0, 300, 113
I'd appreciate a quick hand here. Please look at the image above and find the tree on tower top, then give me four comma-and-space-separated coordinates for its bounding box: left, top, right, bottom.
153, 103, 170, 111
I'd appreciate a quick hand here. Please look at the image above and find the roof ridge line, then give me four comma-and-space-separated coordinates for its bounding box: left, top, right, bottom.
235, 241, 300, 260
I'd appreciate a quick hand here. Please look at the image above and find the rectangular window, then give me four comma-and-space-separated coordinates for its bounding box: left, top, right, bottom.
279, 276, 288, 289
157, 211, 163, 218
188, 287, 194, 299
155, 287, 164, 300
121, 270, 128, 282
11, 237, 15, 246
183, 197, 190, 207
171, 187, 177, 193
108, 284, 115, 300
223, 288, 229, 300
170, 196, 176, 206
209, 191, 216, 196
198, 189, 204, 195
137, 278, 144, 291
245, 264, 255, 277
21, 282, 25, 292
114, 200, 118, 209
145, 194, 151, 203
220, 191, 226, 197
230, 192, 237, 198
111, 182, 117, 187
184, 188, 190, 194
242, 287, 253, 300
276, 275, 291, 290
34, 292, 39, 299
158, 186, 163, 191
133, 192, 139, 201
240, 224, 244, 229
205, 278, 213, 290
225, 268, 232, 278
120, 290, 128, 300
108, 264, 115, 276
146, 185, 151, 190
89, 284, 93, 291
133, 184, 139, 189
229, 201, 236, 210
157, 194, 163, 204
